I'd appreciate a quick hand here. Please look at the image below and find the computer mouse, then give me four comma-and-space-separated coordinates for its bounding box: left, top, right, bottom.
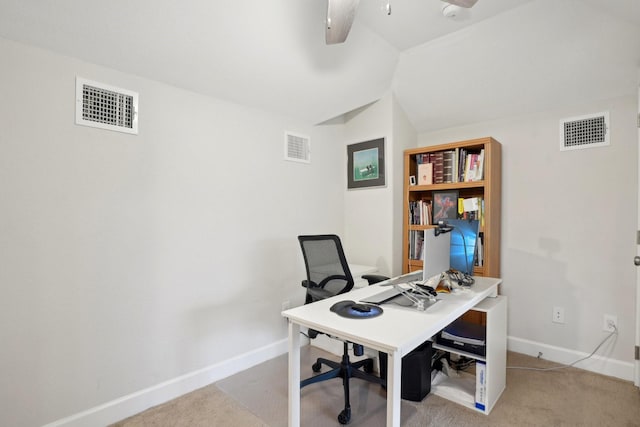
351, 303, 372, 313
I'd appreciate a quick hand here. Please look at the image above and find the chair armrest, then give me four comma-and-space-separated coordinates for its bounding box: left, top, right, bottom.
301, 279, 318, 288
362, 274, 390, 285
301, 280, 335, 302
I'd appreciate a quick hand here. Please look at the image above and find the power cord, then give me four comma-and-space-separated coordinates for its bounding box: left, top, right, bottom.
445, 269, 475, 287
432, 349, 476, 373
507, 325, 618, 372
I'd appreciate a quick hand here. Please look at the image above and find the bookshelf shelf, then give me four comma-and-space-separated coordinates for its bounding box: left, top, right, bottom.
402, 137, 501, 277
408, 181, 485, 192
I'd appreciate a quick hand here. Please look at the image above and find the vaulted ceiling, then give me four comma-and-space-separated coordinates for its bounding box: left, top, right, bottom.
0, 0, 638, 132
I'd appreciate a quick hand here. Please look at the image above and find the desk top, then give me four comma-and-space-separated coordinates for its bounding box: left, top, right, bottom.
282, 276, 501, 357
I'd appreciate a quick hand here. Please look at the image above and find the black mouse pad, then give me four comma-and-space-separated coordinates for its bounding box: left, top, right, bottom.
330, 300, 383, 318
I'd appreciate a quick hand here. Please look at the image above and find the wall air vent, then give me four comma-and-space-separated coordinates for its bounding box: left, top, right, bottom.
75, 77, 138, 134
284, 132, 310, 163
560, 111, 609, 151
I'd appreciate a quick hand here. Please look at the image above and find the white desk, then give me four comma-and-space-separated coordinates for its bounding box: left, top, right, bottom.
282, 276, 502, 427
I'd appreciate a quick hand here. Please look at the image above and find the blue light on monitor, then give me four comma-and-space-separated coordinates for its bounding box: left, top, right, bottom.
447, 219, 480, 275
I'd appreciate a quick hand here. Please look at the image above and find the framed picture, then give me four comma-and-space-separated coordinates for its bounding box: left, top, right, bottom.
432, 190, 459, 222
347, 138, 385, 189
409, 175, 416, 186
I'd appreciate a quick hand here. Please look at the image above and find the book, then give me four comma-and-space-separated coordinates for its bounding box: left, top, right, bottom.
462, 197, 480, 212
417, 162, 433, 185
457, 148, 466, 182
475, 149, 485, 181
421, 199, 431, 225
463, 154, 472, 182
475, 361, 487, 411
453, 147, 460, 183
443, 150, 455, 183
433, 152, 444, 184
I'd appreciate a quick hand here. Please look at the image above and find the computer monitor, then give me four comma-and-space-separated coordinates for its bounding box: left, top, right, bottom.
422, 228, 450, 283
447, 219, 480, 275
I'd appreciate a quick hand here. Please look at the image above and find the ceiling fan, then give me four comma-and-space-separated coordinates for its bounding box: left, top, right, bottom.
325, 0, 479, 45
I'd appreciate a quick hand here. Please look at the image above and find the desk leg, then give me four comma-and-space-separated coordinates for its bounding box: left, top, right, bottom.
288, 320, 301, 427
386, 350, 401, 427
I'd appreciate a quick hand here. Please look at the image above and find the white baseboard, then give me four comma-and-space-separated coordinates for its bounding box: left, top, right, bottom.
508, 336, 634, 381
42, 338, 301, 427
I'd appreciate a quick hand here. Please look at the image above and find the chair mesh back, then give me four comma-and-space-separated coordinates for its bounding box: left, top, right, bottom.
299, 235, 354, 297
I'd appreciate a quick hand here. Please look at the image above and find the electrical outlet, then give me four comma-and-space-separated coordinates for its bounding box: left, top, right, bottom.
603, 314, 618, 332
552, 306, 565, 324
281, 300, 291, 312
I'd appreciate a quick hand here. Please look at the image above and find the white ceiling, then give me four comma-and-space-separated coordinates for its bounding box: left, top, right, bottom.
0, 0, 638, 132
356, 0, 533, 51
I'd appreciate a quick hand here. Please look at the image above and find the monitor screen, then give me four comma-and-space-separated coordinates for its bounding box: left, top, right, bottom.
448, 219, 480, 275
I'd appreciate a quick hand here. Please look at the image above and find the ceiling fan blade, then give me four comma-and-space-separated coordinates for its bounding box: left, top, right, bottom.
441, 0, 479, 8
326, 0, 360, 44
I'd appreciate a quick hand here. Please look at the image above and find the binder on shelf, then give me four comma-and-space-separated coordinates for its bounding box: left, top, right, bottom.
475, 361, 487, 411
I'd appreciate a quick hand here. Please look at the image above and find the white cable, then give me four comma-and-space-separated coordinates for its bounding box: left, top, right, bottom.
507, 325, 618, 371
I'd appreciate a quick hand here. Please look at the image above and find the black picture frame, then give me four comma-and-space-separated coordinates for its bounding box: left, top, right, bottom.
347, 138, 385, 189
432, 190, 459, 222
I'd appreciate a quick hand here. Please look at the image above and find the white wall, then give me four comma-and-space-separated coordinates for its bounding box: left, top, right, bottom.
418, 94, 638, 376
342, 96, 394, 276
0, 38, 345, 427
341, 93, 416, 277
391, 96, 418, 272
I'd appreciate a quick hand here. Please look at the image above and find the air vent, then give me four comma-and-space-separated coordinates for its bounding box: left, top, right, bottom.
75, 77, 138, 134
560, 111, 609, 151
284, 132, 310, 163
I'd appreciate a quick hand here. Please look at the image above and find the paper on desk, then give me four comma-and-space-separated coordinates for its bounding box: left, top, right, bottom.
462, 197, 479, 212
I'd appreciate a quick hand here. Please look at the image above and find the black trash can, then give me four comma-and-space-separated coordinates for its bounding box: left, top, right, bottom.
379, 341, 432, 402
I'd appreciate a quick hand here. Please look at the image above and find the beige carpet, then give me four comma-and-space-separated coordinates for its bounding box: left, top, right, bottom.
113, 346, 640, 426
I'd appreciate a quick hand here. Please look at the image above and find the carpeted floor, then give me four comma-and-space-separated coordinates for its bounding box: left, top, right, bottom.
113, 346, 640, 426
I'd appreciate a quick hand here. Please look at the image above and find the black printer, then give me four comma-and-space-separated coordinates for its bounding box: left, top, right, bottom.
436, 317, 486, 356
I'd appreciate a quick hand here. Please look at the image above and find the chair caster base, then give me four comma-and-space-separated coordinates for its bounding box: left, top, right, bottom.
338, 407, 351, 424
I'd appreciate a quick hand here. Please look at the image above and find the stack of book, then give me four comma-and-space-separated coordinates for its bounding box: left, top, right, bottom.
416, 148, 485, 184
409, 199, 432, 225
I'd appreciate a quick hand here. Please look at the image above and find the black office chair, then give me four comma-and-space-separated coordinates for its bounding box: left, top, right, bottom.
298, 234, 389, 425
